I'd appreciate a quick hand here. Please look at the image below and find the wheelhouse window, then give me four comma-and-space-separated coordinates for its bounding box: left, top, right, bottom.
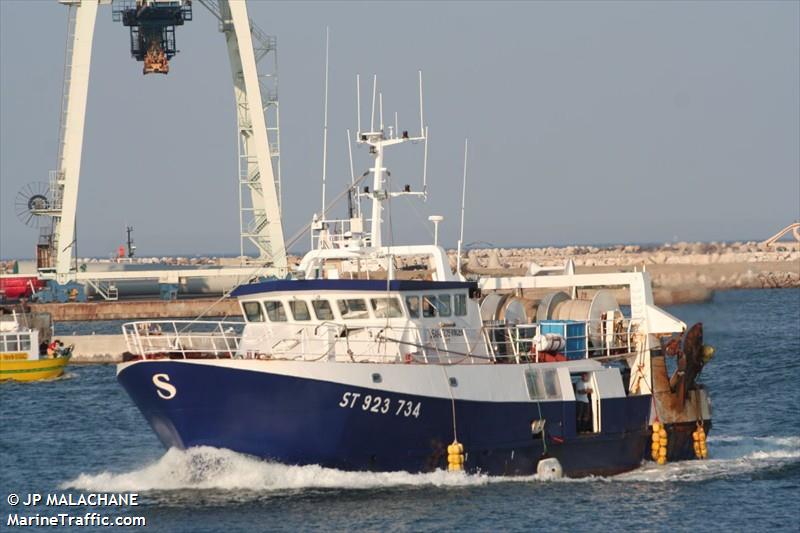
242, 301, 264, 322
371, 297, 403, 318
405, 296, 420, 319
423, 295, 438, 318
6, 336, 18, 352
289, 300, 311, 321
20, 334, 31, 351
438, 294, 452, 317
312, 300, 334, 321
525, 369, 562, 400
264, 300, 288, 322
337, 299, 370, 319
454, 294, 468, 316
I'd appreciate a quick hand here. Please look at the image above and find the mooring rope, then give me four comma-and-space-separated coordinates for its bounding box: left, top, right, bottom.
440, 364, 459, 442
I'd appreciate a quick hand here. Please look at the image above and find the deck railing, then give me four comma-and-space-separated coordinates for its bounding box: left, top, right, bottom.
122, 320, 243, 359
122, 317, 643, 364
310, 217, 372, 250
486, 318, 643, 363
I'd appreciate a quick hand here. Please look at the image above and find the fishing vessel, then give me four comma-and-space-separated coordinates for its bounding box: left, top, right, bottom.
117, 96, 715, 476
0, 310, 69, 382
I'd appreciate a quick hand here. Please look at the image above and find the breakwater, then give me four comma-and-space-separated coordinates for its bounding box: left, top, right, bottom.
8, 241, 799, 322
447, 241, 799, 301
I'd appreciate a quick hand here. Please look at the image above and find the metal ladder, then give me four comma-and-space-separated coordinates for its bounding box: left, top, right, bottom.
56, 4, 78, 175
197, 0, 282, 262
84, 279, 119, 301
41, 4, 78, 266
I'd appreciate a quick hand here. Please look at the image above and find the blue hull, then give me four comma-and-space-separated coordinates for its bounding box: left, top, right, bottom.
118, 361, 652, 477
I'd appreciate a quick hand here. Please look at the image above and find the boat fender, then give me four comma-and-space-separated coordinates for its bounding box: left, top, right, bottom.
702, 345, 715, 364
537, 457, 563, 480
651, 422, 668, 464
447, 441, 465, 471
692, 421, 708, 459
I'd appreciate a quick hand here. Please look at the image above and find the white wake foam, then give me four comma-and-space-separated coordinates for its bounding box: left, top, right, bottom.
63, 435, 798, 493
64, 447, 493, 492
615, 435, 800, 482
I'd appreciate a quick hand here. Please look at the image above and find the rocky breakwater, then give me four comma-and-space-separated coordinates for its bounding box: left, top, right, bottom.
448, 241, 800, 304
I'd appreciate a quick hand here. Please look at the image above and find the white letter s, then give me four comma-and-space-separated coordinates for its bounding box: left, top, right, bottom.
152, 373, 177, 400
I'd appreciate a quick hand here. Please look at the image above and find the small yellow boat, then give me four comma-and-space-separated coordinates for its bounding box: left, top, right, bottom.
0, 312, 70, 382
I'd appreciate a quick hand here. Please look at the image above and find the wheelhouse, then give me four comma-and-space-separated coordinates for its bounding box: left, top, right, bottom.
230, 279, 484, 363
233, 280, 479, 327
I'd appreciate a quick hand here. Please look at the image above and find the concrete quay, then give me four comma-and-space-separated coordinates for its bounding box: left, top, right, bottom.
31, 297, 240, 322
62, 334, 127, 364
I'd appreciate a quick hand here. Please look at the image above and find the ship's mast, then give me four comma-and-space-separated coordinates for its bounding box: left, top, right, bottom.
354, 74, 427, 250
309, 73, 428, 253
356, 130, 426, 249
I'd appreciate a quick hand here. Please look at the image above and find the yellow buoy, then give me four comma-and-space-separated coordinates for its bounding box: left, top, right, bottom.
447, 440, 465, 472
693, 422, 708, 459
702, 345, 715, 363
651, 422, 669, 465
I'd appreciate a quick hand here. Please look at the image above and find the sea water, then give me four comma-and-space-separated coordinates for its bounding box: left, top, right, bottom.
1, 289, 798, 532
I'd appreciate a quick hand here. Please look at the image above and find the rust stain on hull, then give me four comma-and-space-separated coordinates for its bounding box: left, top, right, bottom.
652, 355, 712, 425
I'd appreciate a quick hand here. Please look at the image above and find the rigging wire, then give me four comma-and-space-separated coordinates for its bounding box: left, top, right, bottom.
180, 171, 372, 330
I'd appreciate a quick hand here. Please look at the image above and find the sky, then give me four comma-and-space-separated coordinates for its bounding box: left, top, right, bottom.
1, 0, 798, 259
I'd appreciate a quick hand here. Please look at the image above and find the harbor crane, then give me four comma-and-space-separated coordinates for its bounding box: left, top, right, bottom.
28, 0, 286, 300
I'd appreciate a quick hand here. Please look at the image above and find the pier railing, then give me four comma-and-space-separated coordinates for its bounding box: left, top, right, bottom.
122, 317, 643, 364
